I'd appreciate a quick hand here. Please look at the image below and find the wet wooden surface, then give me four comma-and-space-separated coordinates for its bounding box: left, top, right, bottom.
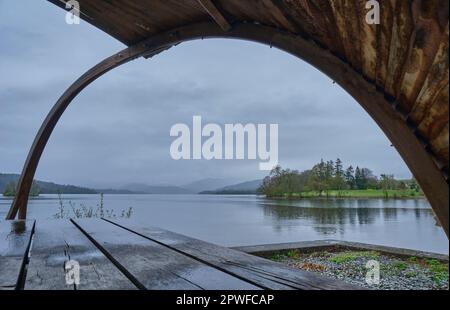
25, 220, 136, 290
105, 219, 360, 290
0, 219, 360, 290
0, 220, 34, 289
72, 219, 258, 290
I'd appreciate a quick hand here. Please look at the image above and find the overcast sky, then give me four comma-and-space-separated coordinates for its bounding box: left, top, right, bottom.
0, 0, 411, 188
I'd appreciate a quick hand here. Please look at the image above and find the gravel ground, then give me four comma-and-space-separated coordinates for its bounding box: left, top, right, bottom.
267, 249, 449, 290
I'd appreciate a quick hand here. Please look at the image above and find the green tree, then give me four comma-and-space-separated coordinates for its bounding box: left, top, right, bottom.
335, 158, 344, 178
333, 158, 346, 190
259, 166, 310, 197
380, 174, 395, 197
325, 160, 334, 179
362, 168, 378, 189
397, 180, 408, 190
345, 166, 355, 189
258, 159, 426, 199
408, 178, 422, 193
309, 161, 329, 196
2, 181, 40, 197
354, 167, 363, 189
3, 182, 16, 197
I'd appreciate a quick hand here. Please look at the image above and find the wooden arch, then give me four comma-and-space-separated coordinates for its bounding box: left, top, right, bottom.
6, 18, 449, 236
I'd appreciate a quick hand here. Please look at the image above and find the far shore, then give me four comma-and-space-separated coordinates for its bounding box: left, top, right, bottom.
1, 189, 426, 200
263, 189, 425, 200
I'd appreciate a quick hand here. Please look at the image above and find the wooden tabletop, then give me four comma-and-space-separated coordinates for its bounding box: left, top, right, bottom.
0, 219, 360, 290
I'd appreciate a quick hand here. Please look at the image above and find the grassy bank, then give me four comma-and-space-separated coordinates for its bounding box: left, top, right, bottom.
268, 189, 424, 199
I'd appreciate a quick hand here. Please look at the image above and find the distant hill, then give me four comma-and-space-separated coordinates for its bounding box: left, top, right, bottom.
94, 188, 138, 194
120, 183, 193, 194
200, 179, 262, 195
0, 173, 97, 195
182, 178, 239, 193
1, 173, 262, 196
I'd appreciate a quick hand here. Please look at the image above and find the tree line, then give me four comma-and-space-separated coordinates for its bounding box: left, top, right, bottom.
259, 159, 422, 198
2, 181, 40, 197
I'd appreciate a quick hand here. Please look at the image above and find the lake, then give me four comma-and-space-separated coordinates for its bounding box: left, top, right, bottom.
0, 194, 448, 254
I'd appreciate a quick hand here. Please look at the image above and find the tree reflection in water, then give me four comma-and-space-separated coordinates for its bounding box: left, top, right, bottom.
259, 198, 435, 235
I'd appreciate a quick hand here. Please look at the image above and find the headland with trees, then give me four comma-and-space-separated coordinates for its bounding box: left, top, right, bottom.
258, 159, 424, 199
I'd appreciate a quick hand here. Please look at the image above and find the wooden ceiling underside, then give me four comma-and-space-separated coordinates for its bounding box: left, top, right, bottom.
48, 0, 449, 176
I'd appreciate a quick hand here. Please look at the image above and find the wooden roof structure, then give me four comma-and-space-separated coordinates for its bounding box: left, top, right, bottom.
7, 1, 449, 236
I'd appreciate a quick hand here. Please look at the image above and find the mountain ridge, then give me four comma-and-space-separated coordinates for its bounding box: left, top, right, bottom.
200, 179, 262, 194
0, 173, 97, 194
0, 173, 261, 196
120, 183, 193, 194
182, 178, 239, 193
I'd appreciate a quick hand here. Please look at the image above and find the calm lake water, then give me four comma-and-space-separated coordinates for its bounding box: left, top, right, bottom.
0, 194, 448, 254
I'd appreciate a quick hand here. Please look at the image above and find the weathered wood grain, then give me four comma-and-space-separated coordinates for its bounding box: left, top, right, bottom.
357, 0, 378, 80
25, 220, 136, 290
72, 219, 260, 290
0, 220, 34, 289
197, 0, 231, 31
105, 219, 362, 290
328, 0, 362, 71
375, 0, 395, 88
410, 25, 449, 125
397, 0, 448, 113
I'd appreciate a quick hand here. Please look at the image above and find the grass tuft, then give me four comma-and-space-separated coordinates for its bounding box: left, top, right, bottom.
53, 193, 133, 219
329, 251, 379, 264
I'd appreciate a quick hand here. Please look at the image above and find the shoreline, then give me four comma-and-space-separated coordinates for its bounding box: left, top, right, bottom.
264, 195, 426, 200
263, 189, 425, 200
1, 193, 427, 200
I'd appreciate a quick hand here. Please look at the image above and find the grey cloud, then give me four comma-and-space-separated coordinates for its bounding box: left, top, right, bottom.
0, 1, 411, 187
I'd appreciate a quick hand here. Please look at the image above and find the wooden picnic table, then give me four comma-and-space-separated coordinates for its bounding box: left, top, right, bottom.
0, 219, 359, 290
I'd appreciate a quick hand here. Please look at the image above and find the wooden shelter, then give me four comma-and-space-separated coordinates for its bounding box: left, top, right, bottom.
6, 0, 449, 236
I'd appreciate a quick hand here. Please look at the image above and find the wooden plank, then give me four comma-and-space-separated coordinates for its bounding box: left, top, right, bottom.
356, 0, 378, 81
410, 28, 449, 125
47, 0, 207, 46
375, 0, 394, 88
384, 0, 415, 98
73, 219, 259, 290
396, 1, 447, 113
0, 220, 34, 289
25, 220, 136, 290
105, 219, 361, 290
328, 0, 362, 72
197, 0, 231, 31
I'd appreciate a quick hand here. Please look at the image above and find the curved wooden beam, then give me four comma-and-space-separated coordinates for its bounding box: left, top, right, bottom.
7, 21, 448, 237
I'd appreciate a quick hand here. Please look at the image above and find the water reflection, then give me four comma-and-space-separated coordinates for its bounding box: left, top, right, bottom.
259, 198, 437, 235
0, 195, 447, 253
